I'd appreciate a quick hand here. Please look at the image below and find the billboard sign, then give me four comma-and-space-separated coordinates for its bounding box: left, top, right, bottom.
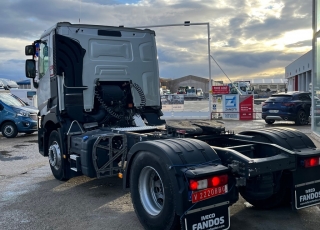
212, 86, 230, 95
222, 95, 239, 120
239, 95, 253, 120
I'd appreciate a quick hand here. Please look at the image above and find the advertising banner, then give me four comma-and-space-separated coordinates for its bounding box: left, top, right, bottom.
239, 95, 253, 120
212, 86, 230, 95
161, 94, 184, 111
222, 95, 239, 120
212, 95, 223, 119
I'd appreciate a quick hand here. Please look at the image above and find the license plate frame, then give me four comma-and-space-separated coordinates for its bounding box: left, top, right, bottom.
183, 203, 230, 230
191, 185, 228, 203
269, 110, 279, 113
294, 180, 320, 209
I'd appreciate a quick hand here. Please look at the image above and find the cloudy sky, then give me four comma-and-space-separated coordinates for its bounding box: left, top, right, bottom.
0, 0, 313, 82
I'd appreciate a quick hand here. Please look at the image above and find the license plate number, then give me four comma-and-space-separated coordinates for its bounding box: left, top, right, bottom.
183, 203, 230, 230
269, 110, 279, 113
295, 180, 320, 209
191, 185, 228, 203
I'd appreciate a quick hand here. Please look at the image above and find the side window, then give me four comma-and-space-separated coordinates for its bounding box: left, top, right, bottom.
38, 42, 49, 78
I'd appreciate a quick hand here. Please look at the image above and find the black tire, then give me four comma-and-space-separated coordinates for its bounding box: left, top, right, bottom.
48, 130, 67, 181
295, 110, 307, 125
240, 175, 289, 209
265, 119, 275, 124
130, 151, 180, 230
1, 122, 18, 138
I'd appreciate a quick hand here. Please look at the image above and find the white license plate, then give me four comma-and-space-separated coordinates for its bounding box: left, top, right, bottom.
269, 110, 279, 113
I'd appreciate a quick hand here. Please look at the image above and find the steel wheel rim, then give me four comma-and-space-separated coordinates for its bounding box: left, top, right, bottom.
138, 166, 165, 216
48, 141, 62, 170
4, 125, 14, 136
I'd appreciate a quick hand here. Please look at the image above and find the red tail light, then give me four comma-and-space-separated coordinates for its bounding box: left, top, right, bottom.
303, 157, 320, 168
189, 174, 228, 191
282, 103, 295, 107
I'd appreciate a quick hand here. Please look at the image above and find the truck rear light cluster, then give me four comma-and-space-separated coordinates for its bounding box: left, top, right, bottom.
301, 157, 320, 168
189, 174, 228, 191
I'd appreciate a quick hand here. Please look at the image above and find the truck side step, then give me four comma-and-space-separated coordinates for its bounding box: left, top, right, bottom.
70, 154, 81, 172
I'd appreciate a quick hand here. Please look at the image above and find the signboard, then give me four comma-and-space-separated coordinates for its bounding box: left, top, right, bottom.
212, 95, 223, 119
212, 86, 229, 95
161, 94, 184, 111
222, 95, 239, 120
239, 95, 253, 120
183, 204, 230, 230
295, 181, 320, 209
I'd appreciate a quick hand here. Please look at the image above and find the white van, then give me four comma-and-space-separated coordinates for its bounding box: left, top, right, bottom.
9, 89, 37, 107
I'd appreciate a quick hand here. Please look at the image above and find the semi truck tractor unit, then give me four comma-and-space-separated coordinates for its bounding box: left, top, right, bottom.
25, 22, 320, 230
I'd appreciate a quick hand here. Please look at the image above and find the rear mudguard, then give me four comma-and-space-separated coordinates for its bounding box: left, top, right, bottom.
239, 127, 320, 209
124, 138, 238, 216
239, 127, 316, 150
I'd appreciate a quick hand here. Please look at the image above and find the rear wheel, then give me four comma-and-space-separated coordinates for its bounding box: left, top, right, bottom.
1, 122, 18, 138
48, 130, 67, 181
265, 119, 275, 124
295, 110, 307, 125
130, 151, 180, 230
240, 174, 289, 209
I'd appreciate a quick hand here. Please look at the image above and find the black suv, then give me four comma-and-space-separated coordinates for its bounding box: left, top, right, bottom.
262, 91, 311, 125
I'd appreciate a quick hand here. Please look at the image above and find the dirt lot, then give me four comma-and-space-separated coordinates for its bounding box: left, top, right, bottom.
1, 120, 320, 230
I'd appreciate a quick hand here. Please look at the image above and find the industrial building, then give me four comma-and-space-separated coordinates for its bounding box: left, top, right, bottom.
285, 50, 312, 92
160, 75, 213, 94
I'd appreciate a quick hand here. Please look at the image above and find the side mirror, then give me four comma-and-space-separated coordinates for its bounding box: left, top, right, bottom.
25, 45, 35, 56
25, 59, 36, 78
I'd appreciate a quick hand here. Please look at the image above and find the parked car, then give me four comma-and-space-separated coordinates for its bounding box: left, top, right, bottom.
0, 91, 38, 138
262, 91, 311, 125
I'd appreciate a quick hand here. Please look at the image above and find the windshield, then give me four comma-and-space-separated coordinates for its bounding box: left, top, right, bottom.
187, 89, 196, 93
0, 93, 25, 107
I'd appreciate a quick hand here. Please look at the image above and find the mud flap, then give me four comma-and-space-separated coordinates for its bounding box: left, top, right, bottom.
182, 202, 230, 230
293, 180, 320, 209
291, 165, 320, 210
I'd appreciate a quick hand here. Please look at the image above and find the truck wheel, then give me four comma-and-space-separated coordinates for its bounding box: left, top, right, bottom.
48, 130, 67, 181
130, 151, 180, 230
240, 175, 289, 209
1, 122, 18, 138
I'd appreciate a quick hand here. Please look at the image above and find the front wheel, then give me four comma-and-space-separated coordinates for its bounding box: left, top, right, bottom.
130, 151, 180, 230
48, 130, 67, 181
1, 122, 18, 138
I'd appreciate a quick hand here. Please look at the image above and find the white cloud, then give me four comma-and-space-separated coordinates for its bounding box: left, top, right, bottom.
0, 0, 313, 81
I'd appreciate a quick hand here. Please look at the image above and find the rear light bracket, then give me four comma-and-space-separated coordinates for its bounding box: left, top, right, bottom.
183, 164, 229, 179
